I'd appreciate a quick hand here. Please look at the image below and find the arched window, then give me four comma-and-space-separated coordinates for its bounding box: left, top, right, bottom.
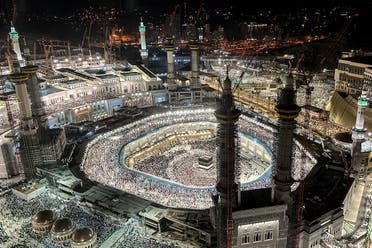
253, 232, 262, 242
241, 234, 250, 244
264, 230, 273, 240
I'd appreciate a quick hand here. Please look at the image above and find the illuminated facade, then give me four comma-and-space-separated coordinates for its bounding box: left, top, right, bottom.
334, 56, 372, 96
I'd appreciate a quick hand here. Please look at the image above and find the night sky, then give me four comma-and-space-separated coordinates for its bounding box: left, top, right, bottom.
3, 0, 372, 15
0, 0, 371, 49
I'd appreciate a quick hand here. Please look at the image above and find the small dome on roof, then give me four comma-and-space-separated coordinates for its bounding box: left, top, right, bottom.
33, 210, 55, 224
51, 217, 75, 233
72, 227, 95, 243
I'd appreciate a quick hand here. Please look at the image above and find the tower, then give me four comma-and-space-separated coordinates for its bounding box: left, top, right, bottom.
8, 73, 40, 179
8, 49, 21, 73
342, 88, 371, 235
351, 88, 369, 178
274, 73, 300, 248
9, 25, 25, 67
190, 41, 200, 88
215, 74, 241, 248
164, 37, 175, 86
22, 65, 47, 128
190, 41, 202, 103
139, 19, 148, 59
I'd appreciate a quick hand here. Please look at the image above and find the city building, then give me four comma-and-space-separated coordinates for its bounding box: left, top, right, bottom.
330, 55, 372, 130
334, 56, 372, 96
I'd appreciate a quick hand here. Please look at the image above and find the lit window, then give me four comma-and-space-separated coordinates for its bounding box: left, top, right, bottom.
241, 234, 250, 244
264, 230, 273, 241
253, 232, 262, 242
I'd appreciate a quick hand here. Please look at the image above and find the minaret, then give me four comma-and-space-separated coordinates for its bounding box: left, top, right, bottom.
342, 88, 371, 235
190, 40, 202, 103
8, 49, 21, 73
8, 73, 39, 179
351, 88, 369, 179
9, 25, 25, 67
215, 73, 241, 248
274, 73, 300, 248
139, 19, 148, 59
10, 74, 36, 134
22, 65, 47, 128
164, 37, 175, 86
190, 41, 200, 88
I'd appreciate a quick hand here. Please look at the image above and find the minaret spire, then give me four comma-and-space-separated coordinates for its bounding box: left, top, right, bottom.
215, 69, 241, 248
139, 19, 148, 59
274, 72, 301, 248
9, 24, 25, 66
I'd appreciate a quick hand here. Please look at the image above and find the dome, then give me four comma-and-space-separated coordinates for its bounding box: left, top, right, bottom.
51, 218, 75, 233
33, 210, 55, 224
72, 227, 94, 243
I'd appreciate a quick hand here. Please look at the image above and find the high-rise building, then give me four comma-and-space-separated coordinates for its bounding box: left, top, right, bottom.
334, 56, 372, 96
329, 56, 372, 130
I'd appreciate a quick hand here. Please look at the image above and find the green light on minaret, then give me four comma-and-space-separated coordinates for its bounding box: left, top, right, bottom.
9, 27, 19, 39
139, 25, 145, 32
10, 32, 18, 39
358, 100, 368, 106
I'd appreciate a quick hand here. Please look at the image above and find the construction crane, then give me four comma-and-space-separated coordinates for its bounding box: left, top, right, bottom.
167, 4, 180, 37
0, 92, 23, 176
81, 19, 94, 60
11, 0, 17, 26
194, 3, 207, 25
104, 26, 113, 65
38, 39, 75, 61
38, 39, 78, 72
319, 13, 358, 66
294, 13, 359, 248
81, 20, 93, 50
